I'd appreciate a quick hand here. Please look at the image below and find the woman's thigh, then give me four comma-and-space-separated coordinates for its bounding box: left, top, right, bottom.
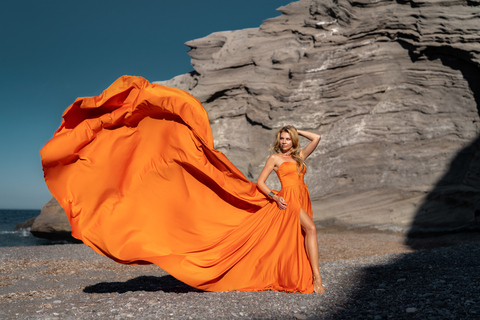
299, 207, 315, 233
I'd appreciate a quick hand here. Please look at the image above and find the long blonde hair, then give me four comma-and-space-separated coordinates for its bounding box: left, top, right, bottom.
270, 125, 306, 174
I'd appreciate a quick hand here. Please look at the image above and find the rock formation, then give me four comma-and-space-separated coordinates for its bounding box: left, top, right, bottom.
30, 197, 79, 242
157, 0, 480, 232
39, 0, 480, 235
14, 217, 35, 231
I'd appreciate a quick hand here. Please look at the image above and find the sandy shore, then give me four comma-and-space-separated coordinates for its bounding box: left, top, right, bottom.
1, 230, 480, 319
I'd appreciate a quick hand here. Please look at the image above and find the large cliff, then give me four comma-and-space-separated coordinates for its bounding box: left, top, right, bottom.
158, 0, 480, 232
37, 0, 480, 239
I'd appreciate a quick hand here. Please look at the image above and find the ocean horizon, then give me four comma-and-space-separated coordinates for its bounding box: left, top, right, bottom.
0, 209, 69, 247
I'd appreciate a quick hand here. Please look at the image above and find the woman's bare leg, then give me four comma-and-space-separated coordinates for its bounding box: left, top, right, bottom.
300, 208, 324, 294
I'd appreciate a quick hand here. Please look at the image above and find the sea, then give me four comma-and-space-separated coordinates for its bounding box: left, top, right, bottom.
0, 209, 68, 247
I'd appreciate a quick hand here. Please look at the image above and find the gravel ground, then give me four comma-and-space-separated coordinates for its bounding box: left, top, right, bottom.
1, 231, 480, 320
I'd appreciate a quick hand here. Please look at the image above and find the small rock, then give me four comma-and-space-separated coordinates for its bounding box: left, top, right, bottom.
406, 307, 418, 313
293, 313, 308, 320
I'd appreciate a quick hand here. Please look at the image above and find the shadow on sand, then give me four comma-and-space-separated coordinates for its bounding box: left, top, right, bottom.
83, 275, 202, 294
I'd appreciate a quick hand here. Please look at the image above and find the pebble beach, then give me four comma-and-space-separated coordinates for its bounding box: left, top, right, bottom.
1, 230, 479, 319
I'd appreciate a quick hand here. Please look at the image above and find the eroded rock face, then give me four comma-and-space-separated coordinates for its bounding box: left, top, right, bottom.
157, 0, 480, 232
41, 0, 480, 233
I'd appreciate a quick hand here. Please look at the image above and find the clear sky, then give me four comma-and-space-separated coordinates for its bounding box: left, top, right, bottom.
0, 0, 290, 209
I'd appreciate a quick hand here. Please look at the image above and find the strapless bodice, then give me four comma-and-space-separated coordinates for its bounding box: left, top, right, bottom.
276, 162, 306, 188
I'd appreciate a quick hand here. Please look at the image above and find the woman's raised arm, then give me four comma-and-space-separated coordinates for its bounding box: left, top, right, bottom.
297, 129, 321, 160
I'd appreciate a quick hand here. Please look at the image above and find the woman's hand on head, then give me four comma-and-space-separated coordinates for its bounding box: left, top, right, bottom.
273, 195, 287, 210
297, 129, 321, 160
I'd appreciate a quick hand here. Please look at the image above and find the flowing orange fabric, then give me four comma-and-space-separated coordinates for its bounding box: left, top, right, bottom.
41, 75, 314, 293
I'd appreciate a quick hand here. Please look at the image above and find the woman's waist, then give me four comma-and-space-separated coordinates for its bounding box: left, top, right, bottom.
280, 181, 308, 188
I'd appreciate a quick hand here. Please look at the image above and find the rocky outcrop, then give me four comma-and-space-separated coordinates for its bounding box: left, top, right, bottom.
14, 217, 35, 231
30, 198, 78, 242
40, 0, 480, 233
157, 0, 480, 232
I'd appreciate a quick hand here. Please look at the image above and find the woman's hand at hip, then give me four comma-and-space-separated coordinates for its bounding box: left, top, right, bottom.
273, 195, 288, 210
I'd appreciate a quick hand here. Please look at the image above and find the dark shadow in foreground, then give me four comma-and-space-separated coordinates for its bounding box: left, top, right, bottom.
83, 275, 203, 294
324, 32, 480, 319
324, 244, 480, 319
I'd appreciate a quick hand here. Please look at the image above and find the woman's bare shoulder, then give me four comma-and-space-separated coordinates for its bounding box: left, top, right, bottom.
268, 153, 282, 162
267, 154, 284, 169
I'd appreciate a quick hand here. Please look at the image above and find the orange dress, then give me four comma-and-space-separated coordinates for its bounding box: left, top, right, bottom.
40, 75, 314, 293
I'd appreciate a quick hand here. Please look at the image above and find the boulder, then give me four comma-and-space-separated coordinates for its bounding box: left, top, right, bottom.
14, 217, 35, 231
30, 197, 78, 242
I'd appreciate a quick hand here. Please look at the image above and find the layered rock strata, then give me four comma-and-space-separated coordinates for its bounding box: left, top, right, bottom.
38, 0, 480, 237
158, 0, 480, 232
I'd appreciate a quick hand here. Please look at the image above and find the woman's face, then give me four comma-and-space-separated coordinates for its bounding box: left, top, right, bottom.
279, 132, 293, 153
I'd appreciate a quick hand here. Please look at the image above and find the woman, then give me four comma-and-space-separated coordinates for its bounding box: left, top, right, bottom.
257, 126, 324, 294
41, 76, 324, 293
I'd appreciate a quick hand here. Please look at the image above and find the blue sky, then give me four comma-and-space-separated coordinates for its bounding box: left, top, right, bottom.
0, 0, 290, 209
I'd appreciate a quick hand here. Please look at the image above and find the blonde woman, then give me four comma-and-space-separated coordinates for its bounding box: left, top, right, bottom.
257, 125, 324, 294
41, 76, 325, 293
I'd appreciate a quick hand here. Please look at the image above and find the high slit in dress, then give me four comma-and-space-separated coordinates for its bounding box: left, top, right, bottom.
40, 75, 315, 293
